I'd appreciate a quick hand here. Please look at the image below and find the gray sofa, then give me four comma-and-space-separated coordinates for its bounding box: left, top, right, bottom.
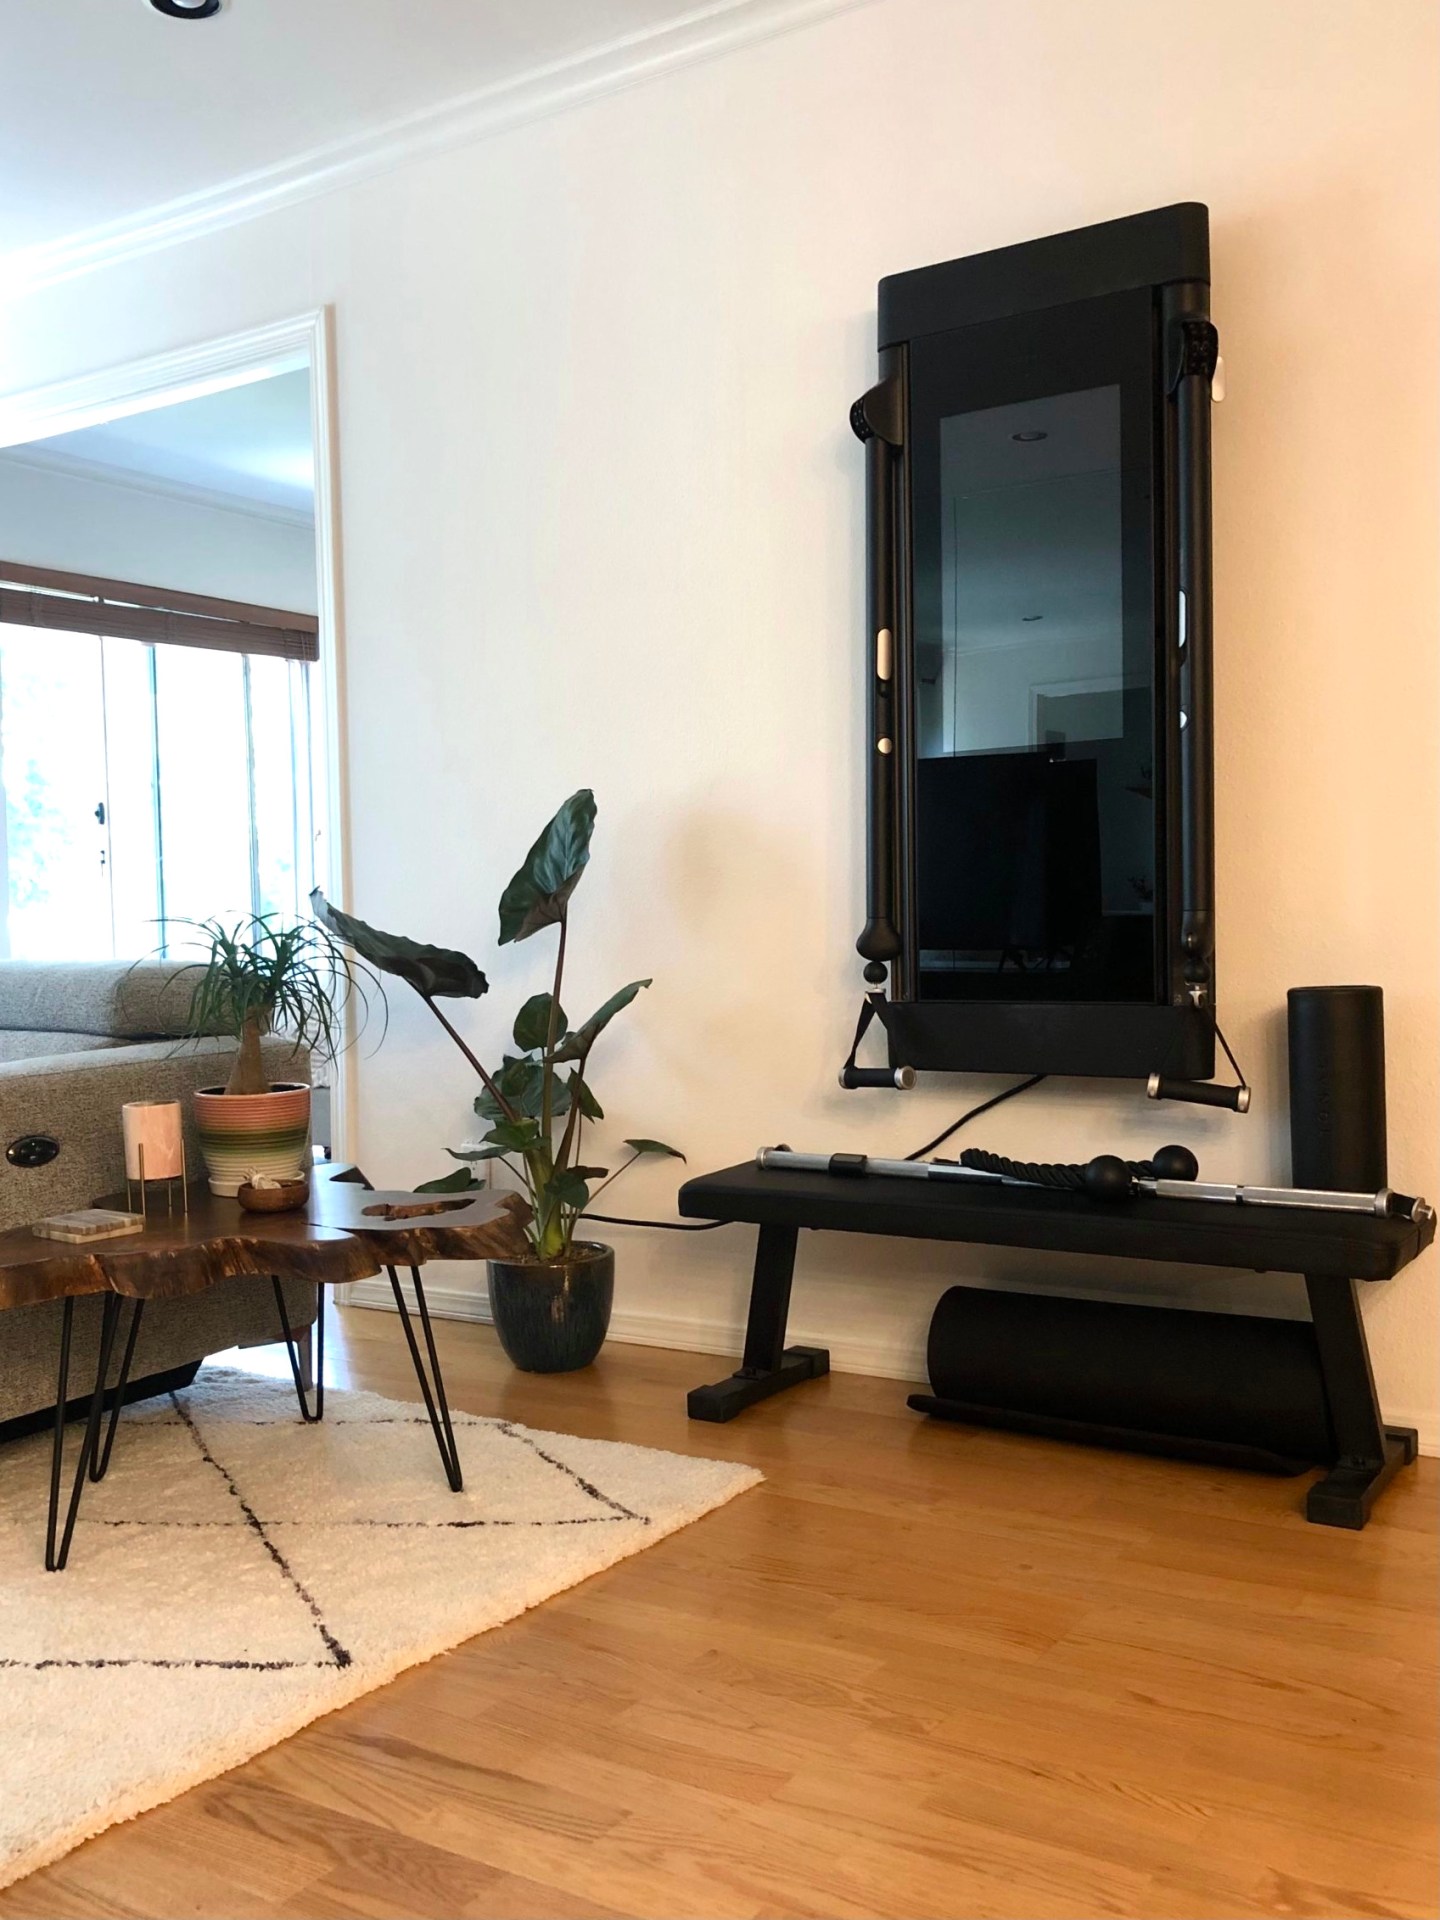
0, 960, 318, 1428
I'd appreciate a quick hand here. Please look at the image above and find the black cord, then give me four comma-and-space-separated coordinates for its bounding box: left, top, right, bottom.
587, 1067, 1049, 1224
904, 1074, 1047, 1162
1215, 1017, 1246, 1090
584, 1212, 728, 1232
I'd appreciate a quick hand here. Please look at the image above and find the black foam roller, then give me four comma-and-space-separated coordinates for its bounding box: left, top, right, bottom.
922, 1286, 1332, 1467
1287, 986, 1386, 1192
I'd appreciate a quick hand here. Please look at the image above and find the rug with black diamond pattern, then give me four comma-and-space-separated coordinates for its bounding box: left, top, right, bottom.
0, 1366, 761, 1890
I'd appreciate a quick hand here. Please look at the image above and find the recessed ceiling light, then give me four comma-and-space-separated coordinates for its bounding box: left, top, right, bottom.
1011, 430, 1048, 443
148, 0, 222, 17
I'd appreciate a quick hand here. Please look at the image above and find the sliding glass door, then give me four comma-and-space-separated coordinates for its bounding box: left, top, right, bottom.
0, 632, 112, 959
0, 627, 319, 962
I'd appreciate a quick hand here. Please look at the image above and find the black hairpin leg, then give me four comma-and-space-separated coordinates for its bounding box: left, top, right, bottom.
273, 1279, 324, 1422
387, 1264, 463, 1491
91, 1298, 145, 1482
46, 1293, 122, 1571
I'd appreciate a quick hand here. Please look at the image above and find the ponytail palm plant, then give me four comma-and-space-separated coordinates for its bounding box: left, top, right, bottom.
173, 914, 375, 1093
313, 789, 681, 1262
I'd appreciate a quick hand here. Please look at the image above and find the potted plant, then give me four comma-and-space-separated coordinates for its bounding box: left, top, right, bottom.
312, 789, 681, 1372
171, 916, 373, 1196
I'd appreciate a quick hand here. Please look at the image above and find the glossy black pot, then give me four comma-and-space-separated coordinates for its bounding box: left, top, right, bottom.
486, 1242, 614, 1373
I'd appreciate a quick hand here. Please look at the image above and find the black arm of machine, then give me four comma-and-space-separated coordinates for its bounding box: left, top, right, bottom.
1166, 300, 1220, 1009
850, 377, 904, 973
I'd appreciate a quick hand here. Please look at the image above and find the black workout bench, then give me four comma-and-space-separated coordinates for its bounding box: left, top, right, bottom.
678, 1159, 1432, 1528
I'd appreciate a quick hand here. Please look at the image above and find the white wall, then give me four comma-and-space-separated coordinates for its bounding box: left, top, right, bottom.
0, 455, 317, 612
2, 0, 1435, 1440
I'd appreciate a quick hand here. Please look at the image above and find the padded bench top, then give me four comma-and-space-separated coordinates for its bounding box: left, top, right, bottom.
678, 1159, 1434, 1282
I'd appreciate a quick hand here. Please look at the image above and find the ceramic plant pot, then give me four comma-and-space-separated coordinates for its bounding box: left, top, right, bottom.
486, 1242, 615, 1373
192, 1083, 311, 1197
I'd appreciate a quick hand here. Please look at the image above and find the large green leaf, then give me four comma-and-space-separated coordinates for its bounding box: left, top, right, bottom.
497, 791, 596, 945
485, 1117, 542, 1154
624, 1139, 686, 1160
474, 1053, 572, 1125
414, 1166, 480, 1194
311, 892, 487, 999
446, 1144, 508, 1163
513, 992, 564, 1053
551, 980, 651, 1063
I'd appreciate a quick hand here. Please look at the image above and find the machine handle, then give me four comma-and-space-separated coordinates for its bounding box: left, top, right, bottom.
1148, 1071, 1249, 1113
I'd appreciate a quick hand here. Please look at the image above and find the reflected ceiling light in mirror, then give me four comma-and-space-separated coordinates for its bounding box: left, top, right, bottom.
1011, 430, 1048, 443
148, 0, 222, 17
248, 448, 315, 493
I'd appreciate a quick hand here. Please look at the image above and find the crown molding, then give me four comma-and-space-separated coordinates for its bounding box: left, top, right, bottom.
0, 444, 315, 530
2, 0, 877, 302
0, 312, 315, 443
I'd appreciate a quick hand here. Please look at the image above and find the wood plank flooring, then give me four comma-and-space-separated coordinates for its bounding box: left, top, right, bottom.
4, 1303, 1435, 1920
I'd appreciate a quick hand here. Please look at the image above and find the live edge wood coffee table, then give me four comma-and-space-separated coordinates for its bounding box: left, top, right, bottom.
0, 1165, 529, 1570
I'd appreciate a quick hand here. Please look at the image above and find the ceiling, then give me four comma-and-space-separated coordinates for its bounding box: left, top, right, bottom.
0, 0, 782, 262
6, 369, 314, 517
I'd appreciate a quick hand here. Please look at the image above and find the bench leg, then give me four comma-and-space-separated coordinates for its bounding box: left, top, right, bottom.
1303, 1274, 1418, 1529
687, 1225, 829, 1422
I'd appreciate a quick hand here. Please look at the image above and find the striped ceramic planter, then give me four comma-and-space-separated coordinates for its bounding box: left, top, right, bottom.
192, 1083, 311, 1197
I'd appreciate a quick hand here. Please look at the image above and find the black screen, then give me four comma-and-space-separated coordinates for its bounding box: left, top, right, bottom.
908, 289, 1161, 1003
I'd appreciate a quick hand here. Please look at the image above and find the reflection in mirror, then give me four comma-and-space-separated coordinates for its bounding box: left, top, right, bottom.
915, 383, 1156, 1001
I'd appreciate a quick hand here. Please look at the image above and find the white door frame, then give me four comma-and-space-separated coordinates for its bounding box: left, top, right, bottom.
0, 311, 355, 1162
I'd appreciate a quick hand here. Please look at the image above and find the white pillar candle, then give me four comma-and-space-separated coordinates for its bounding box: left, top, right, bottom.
122, 1100, 185, 1183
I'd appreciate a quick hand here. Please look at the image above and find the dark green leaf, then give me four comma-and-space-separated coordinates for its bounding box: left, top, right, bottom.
497, 791, 596, 945
310, 891, 487, 1000
548, 1168, 593, 1210
414, 1167, 480, 1193
474, 1054, 545, 1123
568, 1073, 604, 1121
567, 1165, 609, 1181
485, 1118, 542, 1154
513, 992, 565, 1053
446, 1144, 508, 1163
551, 979, 651, 1063
623, 1139, 686, 1161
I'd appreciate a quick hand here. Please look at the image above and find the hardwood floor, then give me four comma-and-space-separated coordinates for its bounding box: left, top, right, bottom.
6, 1303, 1436, 1920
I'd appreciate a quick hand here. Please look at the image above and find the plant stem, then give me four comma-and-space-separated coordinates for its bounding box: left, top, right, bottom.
581, 1150, 640, 1209
421, 997, 518, 1122
551, 1046, 590, 1183
541, 910, 567, 1156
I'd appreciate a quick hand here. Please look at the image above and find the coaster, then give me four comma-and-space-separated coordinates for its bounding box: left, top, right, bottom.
31, 1208, 146, 1244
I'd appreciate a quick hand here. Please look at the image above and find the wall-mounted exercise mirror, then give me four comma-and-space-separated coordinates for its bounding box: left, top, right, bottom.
853, 204, 1220, 1083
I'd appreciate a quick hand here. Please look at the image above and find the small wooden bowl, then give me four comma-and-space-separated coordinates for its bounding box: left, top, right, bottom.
237, 1177, 311, 1214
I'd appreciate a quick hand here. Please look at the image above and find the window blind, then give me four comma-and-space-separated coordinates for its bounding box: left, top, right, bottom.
0, 560, 319, 663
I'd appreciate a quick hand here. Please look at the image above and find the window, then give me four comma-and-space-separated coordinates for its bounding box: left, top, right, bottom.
0, 568, 321, 961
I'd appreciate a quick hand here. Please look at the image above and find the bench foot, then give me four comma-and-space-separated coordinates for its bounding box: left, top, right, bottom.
1305, 1426, 1418, 1529
688, 1347, 829, 1423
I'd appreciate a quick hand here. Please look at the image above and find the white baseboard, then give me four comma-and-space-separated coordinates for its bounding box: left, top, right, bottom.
343, 1276, 927, 1386
346, 1278, 1440, 1458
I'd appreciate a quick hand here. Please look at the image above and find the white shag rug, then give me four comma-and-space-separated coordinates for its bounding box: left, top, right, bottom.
0, 1367, 761, 1891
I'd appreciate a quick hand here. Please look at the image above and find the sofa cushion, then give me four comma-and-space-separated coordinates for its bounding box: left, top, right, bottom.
0, 961, 220, 1040
0, 1031, 117, 1063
